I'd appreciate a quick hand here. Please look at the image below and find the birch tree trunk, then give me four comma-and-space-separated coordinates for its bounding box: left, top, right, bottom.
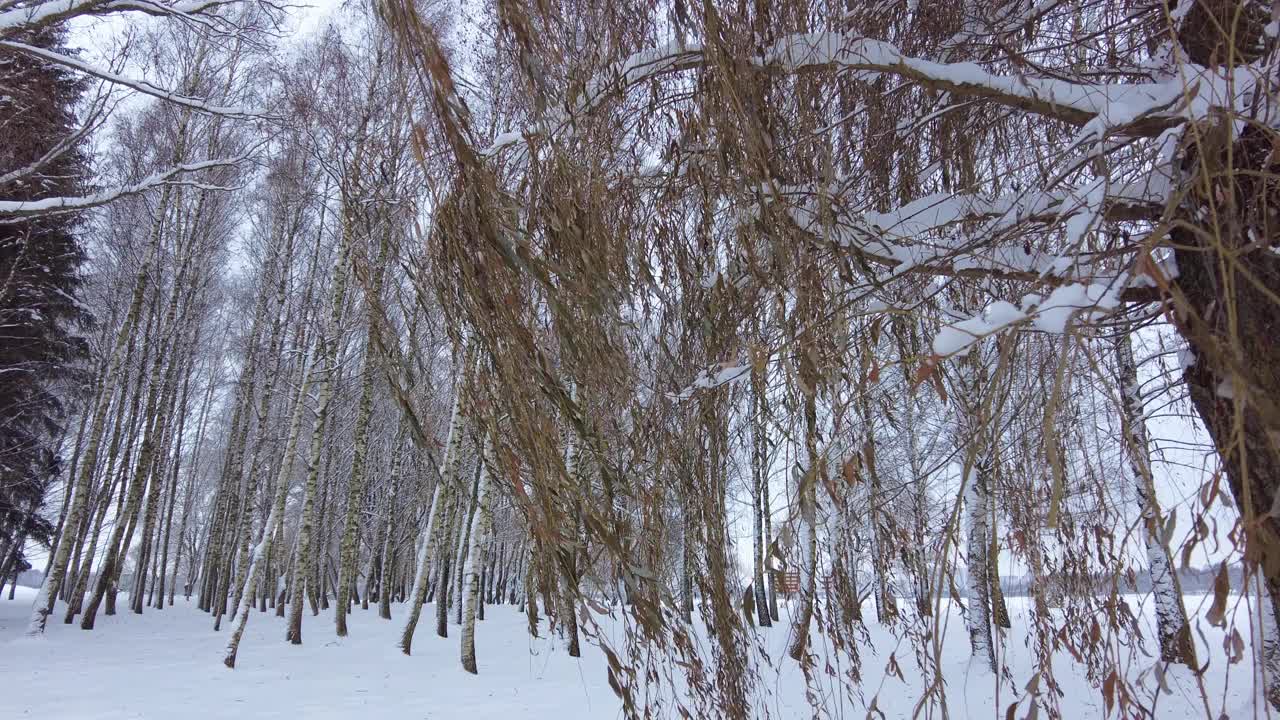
901, 382, 933, 617
131, 316, 193, 615
170, 345, 218, 608
285, 223, 351, 644
788, 389, 819, 662
225, 260, 294, 624
335, 339, 377, 636
859, 389, 896, 625
960, 351, 996, 673
33, 92, 199, 621
27, 234, 161, 634
763, 460, 778, 623
65, 324, 144, 610
202, 309, 263, 617
209, 354, 260, 627
285, 362, 338, 644
377, 447, 404, 620
223, 351, 314, 667
453, 461, 480, 626
437, 495, 463, 638
964, 457, 996, 672
750, 355, 771, 627
63, 361, 141, 623
559, 384, 582, 656
460, 433, 495, 674
376, 498, 393, 617
154, 340, 196, 609
82, 274, 191, 629
80, 245, 197, 629
311, 442, 337, 614
400, 351, 471, 654
1114, 331, 1195, 665
46, 374, 98, 583
80, 371, 164, 629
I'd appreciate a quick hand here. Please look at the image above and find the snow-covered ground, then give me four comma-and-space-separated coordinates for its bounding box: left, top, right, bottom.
0, 585, 1268, 718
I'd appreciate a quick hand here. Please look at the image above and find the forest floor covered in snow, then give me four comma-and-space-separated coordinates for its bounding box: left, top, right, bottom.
0, 585, 1269, 719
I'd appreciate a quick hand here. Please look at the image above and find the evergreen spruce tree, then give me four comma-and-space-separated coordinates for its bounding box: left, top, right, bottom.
0, 25, 92, 577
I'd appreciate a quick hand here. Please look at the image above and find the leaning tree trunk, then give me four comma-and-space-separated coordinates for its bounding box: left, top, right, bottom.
27, 95, 198, 632
285, 365, 337, 645
202, 318, 261, 618
400, 357, 470, 654
46, 375, 97, 583
170, 353, 216, 608
80, 268, 190, 631
64, 411, 131, 623
224, 353, 314, 667
225, 282, 293, 623
66, 309, 151, 615
1178, 248, 1280, 699
27, 236, 158, 635
284, 198, 354, 643
310, 446, 336, 616
1154, 104, 1280, 705
131, 325, 190, 616
336, 209, 392, 633
1140, 11, 1280, 703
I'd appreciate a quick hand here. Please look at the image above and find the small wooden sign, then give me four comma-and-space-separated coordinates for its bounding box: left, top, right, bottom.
779, 571, 801, 595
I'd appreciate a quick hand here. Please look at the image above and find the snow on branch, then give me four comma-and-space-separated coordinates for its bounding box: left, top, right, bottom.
0, 40, 266, 119
99, 0, 240, 18
774, 174, 1169, 283
763, 32, 1193, 137
857, 178, 1162, 240
668, 361, 750, 400
481, 39, 702, 158
0, 0, 238, 32
930, 280, 1125, 359
0, 155, 250, 219
483, 30, 1203, 155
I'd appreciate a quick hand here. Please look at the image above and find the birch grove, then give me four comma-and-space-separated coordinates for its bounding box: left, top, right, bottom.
7, 0, 1280, 717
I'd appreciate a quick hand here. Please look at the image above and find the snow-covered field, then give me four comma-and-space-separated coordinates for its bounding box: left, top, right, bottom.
0, 585, 1268, 719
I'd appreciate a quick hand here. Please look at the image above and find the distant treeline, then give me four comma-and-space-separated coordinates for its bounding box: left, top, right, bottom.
986, 564, 1246, 598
